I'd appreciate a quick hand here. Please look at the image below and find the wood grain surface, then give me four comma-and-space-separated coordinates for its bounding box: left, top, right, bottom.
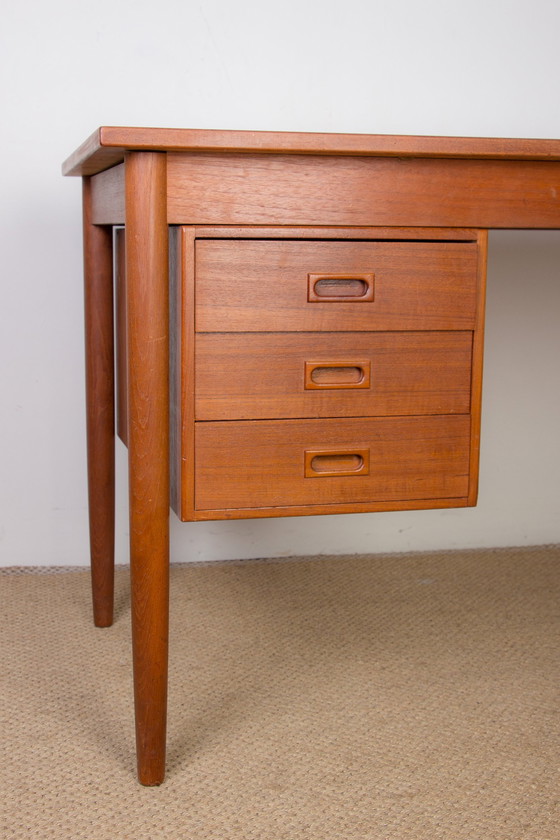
115, 228, 127, 445
192, 226, 480, 241
194, 332, 473, 420
125, 152, 169, 786
168, 153, 560, 229
82, 178, 115, 628
63, 126, 560, 177
467, 231, 488, 505
194, 416, 471, 511
195, 239, 478, 331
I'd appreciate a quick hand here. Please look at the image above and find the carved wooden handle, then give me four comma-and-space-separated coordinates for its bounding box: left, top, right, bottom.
304, 360, 371, 390
304, 448, 370, 478
307, 273, 375, 302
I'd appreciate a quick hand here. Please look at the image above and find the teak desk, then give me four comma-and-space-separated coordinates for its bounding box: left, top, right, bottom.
62, 127, 560, 785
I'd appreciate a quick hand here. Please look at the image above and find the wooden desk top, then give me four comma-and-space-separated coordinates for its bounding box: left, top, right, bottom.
62, 126, 560, 177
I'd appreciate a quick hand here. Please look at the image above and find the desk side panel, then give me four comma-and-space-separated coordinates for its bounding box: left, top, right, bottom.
467, 230, 488, 505
170, 227, 196, 520
91, 163, 125, 224
115, 228, 127, 445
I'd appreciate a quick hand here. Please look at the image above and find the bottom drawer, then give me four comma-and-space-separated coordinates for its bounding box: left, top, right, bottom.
194, 416, 471, 512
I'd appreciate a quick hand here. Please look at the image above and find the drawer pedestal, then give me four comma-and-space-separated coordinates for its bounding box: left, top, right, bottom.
169, 226, 487, 524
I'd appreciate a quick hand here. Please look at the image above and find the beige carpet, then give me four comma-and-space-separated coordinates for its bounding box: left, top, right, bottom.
1, 547, 559, 839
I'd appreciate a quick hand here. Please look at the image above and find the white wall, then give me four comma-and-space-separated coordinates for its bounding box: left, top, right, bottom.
1, 0, 559, 567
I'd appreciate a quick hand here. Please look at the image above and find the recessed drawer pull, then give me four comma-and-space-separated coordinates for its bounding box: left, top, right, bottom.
308, 273, 375, 302
304, 360, 371, 390
304, 448, 370, 478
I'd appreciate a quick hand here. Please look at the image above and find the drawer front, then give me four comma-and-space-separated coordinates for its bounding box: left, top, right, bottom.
195, 332, 473, 420
195, 240, 478, 332
194, 416, 470, 511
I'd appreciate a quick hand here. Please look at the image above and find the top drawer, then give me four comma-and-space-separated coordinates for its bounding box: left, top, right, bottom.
195, 239, 479, 332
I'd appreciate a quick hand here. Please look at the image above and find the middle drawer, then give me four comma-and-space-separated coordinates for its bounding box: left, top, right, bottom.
195, 331, 473, 420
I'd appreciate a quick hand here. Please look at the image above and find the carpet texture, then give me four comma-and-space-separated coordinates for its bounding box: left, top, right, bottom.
1, 547, 559, 839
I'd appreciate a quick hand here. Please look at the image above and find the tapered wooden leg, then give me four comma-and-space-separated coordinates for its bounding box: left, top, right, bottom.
125, 152, 169, 786
82, 178, 115, 628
